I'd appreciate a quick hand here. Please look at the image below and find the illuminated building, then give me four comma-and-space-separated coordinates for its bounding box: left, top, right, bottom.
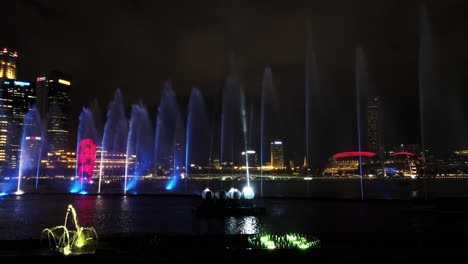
43, 146, 137, 178
0, 48, 18, 80
93, 146, 136, 178
0, 80, 36, 171
383, 152, 422, 178
270, 141, 285, 169
45, 151, 76, 170
323, 152, 381, 177
367, 96, 384, 158
241, 150, 258, 167
36, 71, 72, 152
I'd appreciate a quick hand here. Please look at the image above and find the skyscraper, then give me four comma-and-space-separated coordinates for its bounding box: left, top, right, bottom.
36, 71, 72, 152
271, 141, 285, 169
0, 48, 18, 80
241, 150, 258, 167
0, 80, 36, 171
367, 96, 384, 158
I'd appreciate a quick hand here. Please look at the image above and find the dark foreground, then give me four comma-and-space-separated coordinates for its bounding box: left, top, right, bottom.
2, 196, 468, 262
1, 232, 468, 263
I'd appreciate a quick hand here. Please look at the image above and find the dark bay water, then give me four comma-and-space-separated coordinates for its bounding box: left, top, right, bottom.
1, 194, 467, 241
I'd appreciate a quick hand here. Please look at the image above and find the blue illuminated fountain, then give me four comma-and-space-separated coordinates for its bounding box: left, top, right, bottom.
185, 88, 210, 193
124, 103, 154, 194
98, 90, 128, 194
14, 106, 43, 195
154, 82, 184, 191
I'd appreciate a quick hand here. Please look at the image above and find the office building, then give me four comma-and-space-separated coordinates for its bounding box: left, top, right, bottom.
36, 71, 72, 152
271, 141, 285, 169
367, 96, 385, 158
0, 48, 18, 80
0, 80, 36, 171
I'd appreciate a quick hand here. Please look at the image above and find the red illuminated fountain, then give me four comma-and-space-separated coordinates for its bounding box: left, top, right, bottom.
77, 139, 96, 184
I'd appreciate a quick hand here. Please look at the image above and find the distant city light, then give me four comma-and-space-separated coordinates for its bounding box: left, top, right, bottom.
26, 136, 41, 140
13, 81, 30, 86
58, 79, 71, 86
391, 152, 415, 156
273, 141, 282, 145
333, 152, 376, 158
36, 77, 46, 82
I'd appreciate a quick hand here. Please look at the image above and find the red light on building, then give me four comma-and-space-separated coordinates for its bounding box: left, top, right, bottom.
13, 51, 17, 55
391, 152, 415, 156
78, 139, 97, 183
3, 48, 7, 52
333, 152, 377, 158
31, 136, 35, 140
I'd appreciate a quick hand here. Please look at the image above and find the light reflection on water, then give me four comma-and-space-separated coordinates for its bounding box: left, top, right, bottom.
225, 216, 260, 235
119, 196, 135, 234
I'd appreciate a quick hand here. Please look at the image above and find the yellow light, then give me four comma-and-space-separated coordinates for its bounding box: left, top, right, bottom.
58, 79, 71, 86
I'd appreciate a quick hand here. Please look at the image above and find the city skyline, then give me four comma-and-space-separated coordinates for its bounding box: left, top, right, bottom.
0, 1, 467, 175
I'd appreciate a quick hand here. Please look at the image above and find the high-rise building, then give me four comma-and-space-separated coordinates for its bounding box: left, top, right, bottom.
241, 150, 258, 167
0, 48, 18, 80
367, 96, 384, 158
36, 71, 72, 153
271, 141, 285, 169
0, 80, 36, 171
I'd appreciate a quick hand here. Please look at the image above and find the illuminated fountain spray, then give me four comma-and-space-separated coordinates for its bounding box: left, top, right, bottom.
15, 106, 43, 195
418, 5, 434, 200
72, 107, 100, 193
220, 74, 242, 183
239, 81, 255, 198
98, 90, 128, 194
260, 67, 278, 197
124, 103, 153, 194
154, 82, 184, 191
42, 204, 98, 255
185, 88, 210, 193
355, 47, 368, 201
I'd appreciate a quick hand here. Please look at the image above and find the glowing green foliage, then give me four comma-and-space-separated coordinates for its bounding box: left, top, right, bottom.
248, 233, 320, 250
42, 204, 98, 255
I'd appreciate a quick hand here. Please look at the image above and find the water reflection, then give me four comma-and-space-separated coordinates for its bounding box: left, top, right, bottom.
119, 196, 135, 234
225, 216, 260, 234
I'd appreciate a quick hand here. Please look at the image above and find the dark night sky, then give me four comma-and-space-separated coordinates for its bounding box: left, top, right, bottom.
2, 0, 468, 166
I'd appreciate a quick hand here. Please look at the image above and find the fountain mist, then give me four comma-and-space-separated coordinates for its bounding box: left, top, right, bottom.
98, 90, 128, 194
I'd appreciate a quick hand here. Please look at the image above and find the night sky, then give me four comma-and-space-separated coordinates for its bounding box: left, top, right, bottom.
2, 0, 468, 166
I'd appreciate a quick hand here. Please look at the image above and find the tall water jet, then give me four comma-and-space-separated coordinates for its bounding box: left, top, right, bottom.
304, 18, 320, 175
16, 106, 43, 195
418, 5, 435, 199
72, 107, 100, 193
155, 82, 184, 191
98, 90, 128, 194
124, 103, 154, 194
185, 88, 210, 192
260, 67, 278, 197
240, 84, 250, 187
355, 47, 370, 201
221, 74, 242, 179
